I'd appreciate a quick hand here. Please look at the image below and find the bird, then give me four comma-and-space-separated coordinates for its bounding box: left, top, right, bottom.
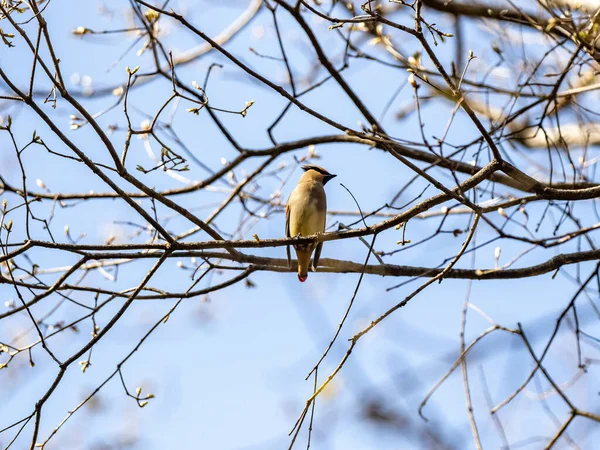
286, 164, 336, 282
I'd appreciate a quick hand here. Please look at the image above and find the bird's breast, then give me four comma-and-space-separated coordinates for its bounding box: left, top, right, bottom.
288, 183, 327, 238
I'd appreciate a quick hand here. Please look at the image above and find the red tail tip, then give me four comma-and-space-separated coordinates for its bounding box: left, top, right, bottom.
298, 274, 307, 282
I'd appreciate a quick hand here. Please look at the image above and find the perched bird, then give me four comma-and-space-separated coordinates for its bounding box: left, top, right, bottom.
286, 164, 336, 282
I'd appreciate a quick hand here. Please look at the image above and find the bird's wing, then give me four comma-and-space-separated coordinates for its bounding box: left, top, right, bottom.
312, 202, 326, 272
285, 202, 291, 238
312, 242, 322, 272
285, 202, 292, 268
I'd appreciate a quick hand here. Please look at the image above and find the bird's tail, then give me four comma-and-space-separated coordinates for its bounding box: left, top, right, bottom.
295, 247, 312, 282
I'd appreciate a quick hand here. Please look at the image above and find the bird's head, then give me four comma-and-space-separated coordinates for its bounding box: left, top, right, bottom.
301, 164, 337, 185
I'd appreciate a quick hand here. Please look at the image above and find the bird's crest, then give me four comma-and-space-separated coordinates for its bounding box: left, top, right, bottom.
301, 164, 332, 175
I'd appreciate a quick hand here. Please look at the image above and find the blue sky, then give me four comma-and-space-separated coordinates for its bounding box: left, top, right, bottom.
2, 1, 600, 449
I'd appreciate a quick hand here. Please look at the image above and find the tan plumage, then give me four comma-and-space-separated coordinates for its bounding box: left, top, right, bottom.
286, 165, 336, 282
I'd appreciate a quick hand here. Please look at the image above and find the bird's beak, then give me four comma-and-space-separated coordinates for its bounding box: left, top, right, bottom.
323, 174, 337, 185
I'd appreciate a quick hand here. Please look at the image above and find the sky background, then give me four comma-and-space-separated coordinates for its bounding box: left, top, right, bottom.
2, 1, 600, 449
